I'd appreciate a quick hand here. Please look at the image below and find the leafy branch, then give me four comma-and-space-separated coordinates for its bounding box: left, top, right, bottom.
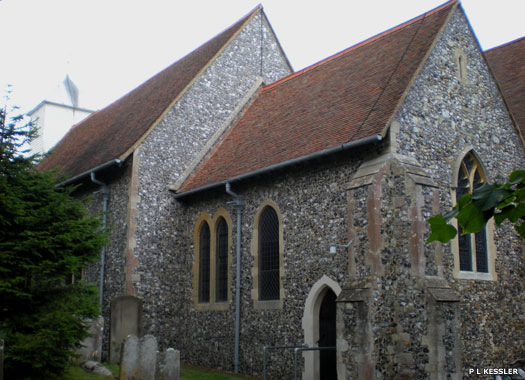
427, 170, 525, 243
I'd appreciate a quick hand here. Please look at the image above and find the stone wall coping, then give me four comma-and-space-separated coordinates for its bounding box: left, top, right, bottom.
425, 276, 460, 302
347, 152, 436, 189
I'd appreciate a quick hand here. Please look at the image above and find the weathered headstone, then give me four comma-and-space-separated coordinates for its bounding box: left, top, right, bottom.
139, 335, 157, 379
119, 334, 157, 380
110, 295, 143, 364
157, 348, 180, 380
76, 315, 104, 362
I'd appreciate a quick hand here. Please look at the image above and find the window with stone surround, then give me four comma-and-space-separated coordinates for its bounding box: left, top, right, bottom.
451, 150, 496, 281
251, 201, 284, 310
259, 206, 280, 300
198, 221, 211, 303
215, 216, 228, 302
455, 49, 469, 84
192, 210, 232, 311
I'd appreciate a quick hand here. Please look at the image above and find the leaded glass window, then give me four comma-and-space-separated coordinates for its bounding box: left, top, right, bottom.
456, 153, 488, 273
259, 206, 280, 301
198, 222, 210, 303
216, 217, 228, 302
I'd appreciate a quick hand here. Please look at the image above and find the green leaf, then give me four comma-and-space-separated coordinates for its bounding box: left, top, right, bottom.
497, 192, 516, 209
515, 221, 525, 239
515, 187, 525, 203
457, 193, 472, 209
426, 214, 458, 243
443, 207, 459, 221
495, 204, 525, 225
457, 203, 486, 234
471, 183, 505, 211
509, 170, 525, 184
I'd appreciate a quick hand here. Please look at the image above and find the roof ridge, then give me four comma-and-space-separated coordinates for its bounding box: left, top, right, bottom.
38, 5, 263, 179
116, 5, 262, 161
177, 4, 262, 62
263, 0, 457, 92
83, 5, 263, 117
484, 36, 525, 53
176, 0, 458, 194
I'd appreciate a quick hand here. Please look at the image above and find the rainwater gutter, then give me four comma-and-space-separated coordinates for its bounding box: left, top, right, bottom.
173, 134, 383, 199
225, 183, 245, 374
57, 158, 122, 188
90, 172, 110, 307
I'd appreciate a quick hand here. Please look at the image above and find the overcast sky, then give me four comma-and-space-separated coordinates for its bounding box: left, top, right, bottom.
1, 0, 523, 114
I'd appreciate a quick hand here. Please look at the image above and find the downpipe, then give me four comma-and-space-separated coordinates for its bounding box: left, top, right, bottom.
226, 183, 245, 374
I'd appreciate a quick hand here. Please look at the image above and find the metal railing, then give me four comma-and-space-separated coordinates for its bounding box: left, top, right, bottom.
263, 345, 336, 380
263, 345, 305, 380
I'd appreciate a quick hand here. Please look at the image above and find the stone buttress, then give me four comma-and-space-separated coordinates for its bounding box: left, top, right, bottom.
338, 153, 461, 380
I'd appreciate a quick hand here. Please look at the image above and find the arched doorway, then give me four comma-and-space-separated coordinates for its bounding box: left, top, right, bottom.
302, 275, 341, 380
319, 289, 337, 380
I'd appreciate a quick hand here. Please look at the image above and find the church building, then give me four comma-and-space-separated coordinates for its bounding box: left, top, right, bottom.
39, 1, 524, 378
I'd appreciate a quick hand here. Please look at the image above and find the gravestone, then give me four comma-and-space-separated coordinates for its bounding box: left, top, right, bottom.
110, 295, 143, 364
157, 348, 180, 380
76, 315, 104, 362
119, 334, 157, 380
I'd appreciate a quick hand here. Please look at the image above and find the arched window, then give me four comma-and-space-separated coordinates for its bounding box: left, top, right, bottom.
198, 222, 210, 303
259, 206, 280, 301
216, 217, 228, 302
456, 152, 488, 273
193, 210, 231, 310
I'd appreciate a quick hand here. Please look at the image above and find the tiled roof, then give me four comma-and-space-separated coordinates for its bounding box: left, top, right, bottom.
177, 0, 456, 194
38, 6, 261, 179
484, 37, 525, 140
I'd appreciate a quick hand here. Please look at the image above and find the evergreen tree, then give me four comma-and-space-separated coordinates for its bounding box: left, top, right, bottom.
0, 105, 106, 379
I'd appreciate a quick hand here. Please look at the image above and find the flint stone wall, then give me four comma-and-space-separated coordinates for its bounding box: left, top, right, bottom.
168, 149, 380, 378
158, 6, 523, 379
393, 6, 524, 373
78, 5, 524, 379
126, 9, 291, 354
80, 10, 291, 362
81, 164, 131, 361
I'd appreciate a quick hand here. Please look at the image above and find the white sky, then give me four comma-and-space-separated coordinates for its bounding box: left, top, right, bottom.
1, 0, 523, 114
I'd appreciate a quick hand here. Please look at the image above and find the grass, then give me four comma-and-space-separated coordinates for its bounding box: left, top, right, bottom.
63, 363, 257, 380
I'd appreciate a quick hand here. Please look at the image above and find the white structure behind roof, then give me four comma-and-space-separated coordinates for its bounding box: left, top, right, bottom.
28, 75, 93, 155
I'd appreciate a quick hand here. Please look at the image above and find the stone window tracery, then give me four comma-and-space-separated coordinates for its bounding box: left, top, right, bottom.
452, 150, 496, 280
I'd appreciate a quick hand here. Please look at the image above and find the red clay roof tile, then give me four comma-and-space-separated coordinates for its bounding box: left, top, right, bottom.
38, 6, 261, 179
484, 37, 525, 140
178, 1, 456, 194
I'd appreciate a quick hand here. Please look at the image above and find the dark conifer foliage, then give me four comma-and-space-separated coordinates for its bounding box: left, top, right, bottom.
0, 105, 106, 379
